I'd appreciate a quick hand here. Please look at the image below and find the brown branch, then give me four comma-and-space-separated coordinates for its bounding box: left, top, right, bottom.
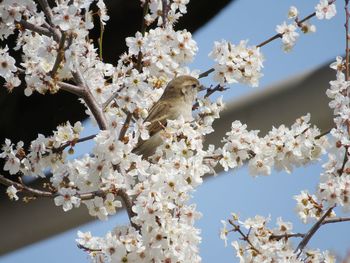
256, 33, 283, 48
77, 244, 101, 252
83, 89, 109, 130
119, 112, 133, 140
322, 216, 350, 225
102, 85, 126, 110
37, 0, 61, 41
17, 19, 52, 37
57, 81, 84, 96
50, 134, 97, 155
269, 233, 305, 241
117, 189, 138, 230
314, 128, 332, 139
338, 145, 349, 175
161, 0, 172, 27
0, 174, 53, 197
37, 0, 54, 27
71, 64, 108, 130
50, 32, 67, 77
294, 206, 335, 258
198, 68, 215, 79
136, 0, 150, 72
228, 219, 262, 255
0, 175, 138, 228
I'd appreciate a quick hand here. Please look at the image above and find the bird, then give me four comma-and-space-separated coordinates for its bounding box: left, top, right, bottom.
133, 75, 204, 158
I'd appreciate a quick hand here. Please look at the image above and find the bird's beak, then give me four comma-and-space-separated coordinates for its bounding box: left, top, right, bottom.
198, 85, 206, 91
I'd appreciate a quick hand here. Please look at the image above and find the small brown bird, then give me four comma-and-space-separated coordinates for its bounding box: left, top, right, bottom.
133, 75, 204, 158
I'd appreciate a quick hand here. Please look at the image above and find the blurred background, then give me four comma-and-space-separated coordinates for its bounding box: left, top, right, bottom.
1, 0, 349, 262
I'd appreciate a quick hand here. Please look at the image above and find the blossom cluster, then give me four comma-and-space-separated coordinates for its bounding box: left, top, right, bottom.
0, 46, 20, 91
126, 27, 198, 79
294, 190, 336, 224
141, 0, 190, 26
0, 0, 345, 262
1, 121, 82, 177
209, 40, 264, 87
218, 114, 327, 176
318, 57, 350, 210
220, 214, 335, 262
276, 0, 336, 52
74, 118, 211, 262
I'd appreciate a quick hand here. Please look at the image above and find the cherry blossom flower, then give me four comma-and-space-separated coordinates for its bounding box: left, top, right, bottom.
288, 6, 298, 19
6, 185, 19, 201
315, 0, 337, 20
276, 22, 299, 51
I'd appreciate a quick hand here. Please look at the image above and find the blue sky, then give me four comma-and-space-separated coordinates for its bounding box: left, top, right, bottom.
1, 0, 348, 262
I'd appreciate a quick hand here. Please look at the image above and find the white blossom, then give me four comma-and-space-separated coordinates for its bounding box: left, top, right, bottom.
54, 187, 81, 212
315, 0, 337, 20
276, 22, 299, 51
209, 40, 264, 86
6, 185, 19, 201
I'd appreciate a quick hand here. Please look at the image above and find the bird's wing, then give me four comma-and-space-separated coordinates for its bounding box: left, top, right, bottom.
144, 101, 171, 136
132, 101, 170, 156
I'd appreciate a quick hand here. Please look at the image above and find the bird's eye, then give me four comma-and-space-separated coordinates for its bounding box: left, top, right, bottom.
191, 84, 197, 88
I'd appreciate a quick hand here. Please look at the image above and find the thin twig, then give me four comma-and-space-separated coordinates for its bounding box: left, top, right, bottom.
192, 84, 228, 110
119, 112, 133, 140
338, 145, 349, 175
98, 17, 104, 60
198, 68, 215, 79
50, 134, 97, 155
199, 1, 337, 79
228, 220, 261, 255
269, 233, 305, 241
0, 175, 138, 228
0, 175, 53, 197
136, 0, 150, 72
102, 85, 126, 110
256, 33, 283, 48
294, 206, 335, 258
314, 128, 332, 139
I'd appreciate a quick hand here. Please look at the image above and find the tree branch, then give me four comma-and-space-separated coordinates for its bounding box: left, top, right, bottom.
294, 206, 335, 258
269, 232, 305, 241
116, 189, 138, 230
193, 84, 228, 110
57, 81, 84, 96
228, 219, 262, 255
71, 63, 108, 130
0, 175, 138, 228
17, 19, 52, 37
0, 174, 53, 197
199, 1, 337, 79
37, 0, 61, 40
50, 32, 67, 77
